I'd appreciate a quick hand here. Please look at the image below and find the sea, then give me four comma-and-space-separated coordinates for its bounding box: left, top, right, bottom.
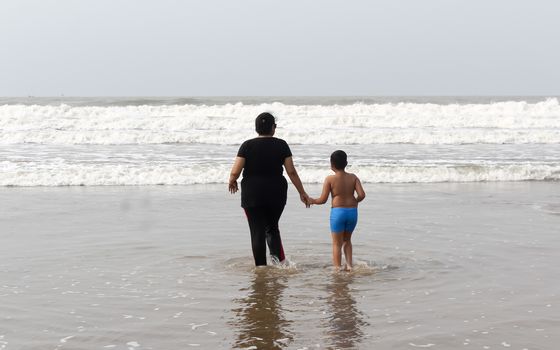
1, 96, 559, 186
1, 97, 559, 349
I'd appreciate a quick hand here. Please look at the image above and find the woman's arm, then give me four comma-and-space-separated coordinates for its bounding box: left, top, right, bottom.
354, 176, 366, 202
283, 156, 310, 206
312, 177, 331, 205
228, 157, 245, 193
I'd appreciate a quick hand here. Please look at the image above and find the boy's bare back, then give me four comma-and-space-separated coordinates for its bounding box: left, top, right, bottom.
314, 171, 365, 207
329, 172, 361, 207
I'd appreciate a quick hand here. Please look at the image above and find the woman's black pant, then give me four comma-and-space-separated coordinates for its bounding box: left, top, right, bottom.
244, 206, 285, 266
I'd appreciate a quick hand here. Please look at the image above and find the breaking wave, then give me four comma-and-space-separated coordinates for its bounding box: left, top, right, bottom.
2, 162, 558, 186
1, 98, 560, 145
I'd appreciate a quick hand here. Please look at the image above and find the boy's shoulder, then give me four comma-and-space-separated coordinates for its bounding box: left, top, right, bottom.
342, 172, 361, 185
323, 174, 336, 184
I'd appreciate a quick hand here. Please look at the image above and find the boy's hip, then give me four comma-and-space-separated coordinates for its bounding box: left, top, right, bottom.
330, 207, 358, 219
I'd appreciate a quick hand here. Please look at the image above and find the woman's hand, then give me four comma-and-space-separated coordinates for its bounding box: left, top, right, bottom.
228, 157, 245, 194
307, 197, 315, 206
300, 192, 311, 208
229, 181, 238, 194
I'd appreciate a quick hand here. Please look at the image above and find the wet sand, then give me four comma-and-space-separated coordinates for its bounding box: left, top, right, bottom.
1, 183, 559, 349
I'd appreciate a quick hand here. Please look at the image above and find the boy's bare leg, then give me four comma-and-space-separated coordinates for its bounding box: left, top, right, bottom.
342, 232, 353, 271
331, 233, 344, 270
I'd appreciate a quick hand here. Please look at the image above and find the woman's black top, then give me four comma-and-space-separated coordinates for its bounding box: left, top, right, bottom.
237, 137, 292, 208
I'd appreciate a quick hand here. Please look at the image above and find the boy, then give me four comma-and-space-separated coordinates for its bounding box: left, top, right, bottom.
310, 150, 366, 271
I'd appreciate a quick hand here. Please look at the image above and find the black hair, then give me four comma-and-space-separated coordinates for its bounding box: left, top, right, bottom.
255, 112, 276, 135
330, 150, 348, 170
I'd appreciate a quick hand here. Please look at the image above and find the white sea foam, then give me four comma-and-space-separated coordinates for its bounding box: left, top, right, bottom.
1, 99, 560, 145
2, 162, 558, 186
2, 98, 559, 186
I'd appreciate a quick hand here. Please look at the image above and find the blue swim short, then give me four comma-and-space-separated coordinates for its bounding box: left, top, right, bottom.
330, 207, 358, 234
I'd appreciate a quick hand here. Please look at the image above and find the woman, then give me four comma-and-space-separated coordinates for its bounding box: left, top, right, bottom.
229, 112, 309, 266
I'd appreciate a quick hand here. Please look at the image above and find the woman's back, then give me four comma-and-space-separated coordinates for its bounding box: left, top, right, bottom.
237, 137, 292, 208
238, 137, 291, 178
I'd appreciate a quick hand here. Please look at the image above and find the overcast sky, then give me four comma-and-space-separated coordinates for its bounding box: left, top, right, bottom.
1, 0, 559, 96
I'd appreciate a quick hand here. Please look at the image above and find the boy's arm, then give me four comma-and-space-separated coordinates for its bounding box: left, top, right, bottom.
312, 177, 331, 205
354, 176, 366, 202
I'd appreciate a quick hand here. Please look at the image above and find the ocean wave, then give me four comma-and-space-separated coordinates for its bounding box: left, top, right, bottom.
2, 128, 560, 145
2, 162, 558, 186
1, 99, 560, 145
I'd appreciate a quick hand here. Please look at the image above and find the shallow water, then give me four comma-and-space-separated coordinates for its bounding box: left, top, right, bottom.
1, 183, 559, 349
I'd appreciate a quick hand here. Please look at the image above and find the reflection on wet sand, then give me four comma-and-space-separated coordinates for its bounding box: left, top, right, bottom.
325, 272, 367, 349
232, 269, 292, 349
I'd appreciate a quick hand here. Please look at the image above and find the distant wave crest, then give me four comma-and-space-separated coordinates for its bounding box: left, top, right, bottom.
1, 98, 560, 145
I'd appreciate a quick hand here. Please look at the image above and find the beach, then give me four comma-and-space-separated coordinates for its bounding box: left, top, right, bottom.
1, 182, 559, 349
3, 0, 560, 346
3, 0, 559, 347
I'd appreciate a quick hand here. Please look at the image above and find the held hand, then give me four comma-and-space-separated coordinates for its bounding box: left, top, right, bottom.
300, 192, 311, 208
228, 181, 238, 194
307, 197, 314, 207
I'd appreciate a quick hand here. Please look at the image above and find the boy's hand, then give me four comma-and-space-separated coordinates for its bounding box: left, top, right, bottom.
300, 192, 311, 208
228, 181, 238, 194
